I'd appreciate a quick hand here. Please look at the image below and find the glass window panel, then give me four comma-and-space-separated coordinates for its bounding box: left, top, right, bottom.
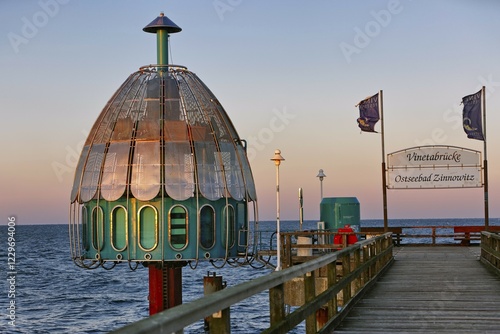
164, 142, 194, 201
200, 205, 215, 249
80, 144, 106, 202
131, 141, 161, 201
111, 118, 133, 141
164, 120, 188, 141
169, 206, 187, 250
236, 145, 257, 201
222, 205, 235, 248
70, 145, 90, 203
138, 206, 158, 251
164, 75, 182, 121
194, 142, 224, 201
220, 142, 245, 201
135, 107, 160, 140
92, 206, 104, 251
183, 72, 226, 138
101, 142, 130, 201
111, 206, 127, 251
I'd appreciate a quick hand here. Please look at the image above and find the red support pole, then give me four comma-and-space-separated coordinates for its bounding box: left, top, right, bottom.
149, 264, 183, 315
166, 266, 183, 308
149, 265, 164, 315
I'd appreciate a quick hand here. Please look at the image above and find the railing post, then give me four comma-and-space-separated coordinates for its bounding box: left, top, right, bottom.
353, 248, 361, 295
376, 238, 382, 272
342, 253, 351, 305
269, 283, 285, 327
432, 227, 436, 245
327, 261, 337, 319
304, 271, 316, 334
362, 245, 369, 283
284, 234, 292, 269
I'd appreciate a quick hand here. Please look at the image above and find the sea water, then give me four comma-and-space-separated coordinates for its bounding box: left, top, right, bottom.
0, 218, 496, 333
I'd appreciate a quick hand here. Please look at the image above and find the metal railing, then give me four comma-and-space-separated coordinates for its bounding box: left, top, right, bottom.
480, 231, 500, 276
110, 233, 393, 334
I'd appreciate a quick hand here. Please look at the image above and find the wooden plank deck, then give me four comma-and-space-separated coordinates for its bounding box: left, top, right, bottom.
334, 246, 500, 333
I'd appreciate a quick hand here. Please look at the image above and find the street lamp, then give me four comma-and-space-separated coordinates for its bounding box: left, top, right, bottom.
316, 169, 326, 199
271, 149, 285, 271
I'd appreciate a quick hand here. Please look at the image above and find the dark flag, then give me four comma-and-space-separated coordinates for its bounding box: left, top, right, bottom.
462, 89, 484, 141
356, 93, 379, 132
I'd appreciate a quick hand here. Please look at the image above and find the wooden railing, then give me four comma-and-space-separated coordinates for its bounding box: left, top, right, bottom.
110, 233, 393, 334
480, 231, 500, 276
361, 225, 500, 246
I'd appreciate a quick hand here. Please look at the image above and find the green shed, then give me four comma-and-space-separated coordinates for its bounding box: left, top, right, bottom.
320, 197, 360, 232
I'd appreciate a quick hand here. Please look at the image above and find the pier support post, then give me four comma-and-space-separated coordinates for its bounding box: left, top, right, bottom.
203, 272, 230, 334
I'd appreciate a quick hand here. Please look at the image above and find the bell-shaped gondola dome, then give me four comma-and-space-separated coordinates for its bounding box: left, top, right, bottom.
70, 13, 258, 267
70, 65, 257, 205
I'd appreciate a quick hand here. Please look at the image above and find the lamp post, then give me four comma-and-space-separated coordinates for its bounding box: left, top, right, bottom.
271, 149, 285, 271
316, 169, 326, 199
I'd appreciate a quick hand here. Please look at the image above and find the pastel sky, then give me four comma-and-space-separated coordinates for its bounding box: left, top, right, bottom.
1, 0, 500, 225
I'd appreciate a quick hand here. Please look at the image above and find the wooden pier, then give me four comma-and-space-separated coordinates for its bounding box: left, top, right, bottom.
110, 230, 500, 333
335, 245, 500, 333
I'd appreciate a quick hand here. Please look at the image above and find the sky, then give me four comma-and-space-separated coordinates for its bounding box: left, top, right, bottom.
1, 0, 500, 225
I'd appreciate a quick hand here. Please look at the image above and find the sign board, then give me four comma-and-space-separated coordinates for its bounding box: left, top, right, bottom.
388, 146, 481, 168
387, 146, 482, 189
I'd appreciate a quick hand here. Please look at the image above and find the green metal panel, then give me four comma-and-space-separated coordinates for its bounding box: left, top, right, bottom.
320, 197, 360, 231
80, 196, 248, 262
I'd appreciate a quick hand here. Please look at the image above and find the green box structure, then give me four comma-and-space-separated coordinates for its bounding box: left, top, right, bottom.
320, 197, 360, 232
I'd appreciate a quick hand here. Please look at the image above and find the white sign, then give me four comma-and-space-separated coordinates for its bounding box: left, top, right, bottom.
387, 146, 483, 189
387, 167, 482, 189
388, 146, 481, 168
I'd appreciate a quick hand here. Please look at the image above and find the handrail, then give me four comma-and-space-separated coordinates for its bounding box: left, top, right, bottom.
362, 225, 499, 245
480, 231, 500, 276
111, 233, 393, 334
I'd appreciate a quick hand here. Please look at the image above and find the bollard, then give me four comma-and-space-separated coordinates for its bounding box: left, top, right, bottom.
204, 272, 230, 334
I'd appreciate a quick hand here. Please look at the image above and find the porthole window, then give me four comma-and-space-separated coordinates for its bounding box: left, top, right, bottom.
111, 206, 128, 251
222, 205, 235, 248
200, 205, 215, 249
91, 206, 104, 251
138, 205, 158, 251
169, 205, 188, 250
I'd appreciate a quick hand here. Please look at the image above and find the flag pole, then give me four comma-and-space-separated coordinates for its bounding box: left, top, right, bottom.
482, 86, 489, 230
379, 90, 388, 232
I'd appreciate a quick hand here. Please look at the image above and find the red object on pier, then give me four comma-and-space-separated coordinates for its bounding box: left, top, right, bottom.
334, 225, 358, 245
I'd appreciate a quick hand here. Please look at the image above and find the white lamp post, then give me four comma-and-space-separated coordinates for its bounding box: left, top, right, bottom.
316, 169, 326, 199
271, 149, 285, 271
